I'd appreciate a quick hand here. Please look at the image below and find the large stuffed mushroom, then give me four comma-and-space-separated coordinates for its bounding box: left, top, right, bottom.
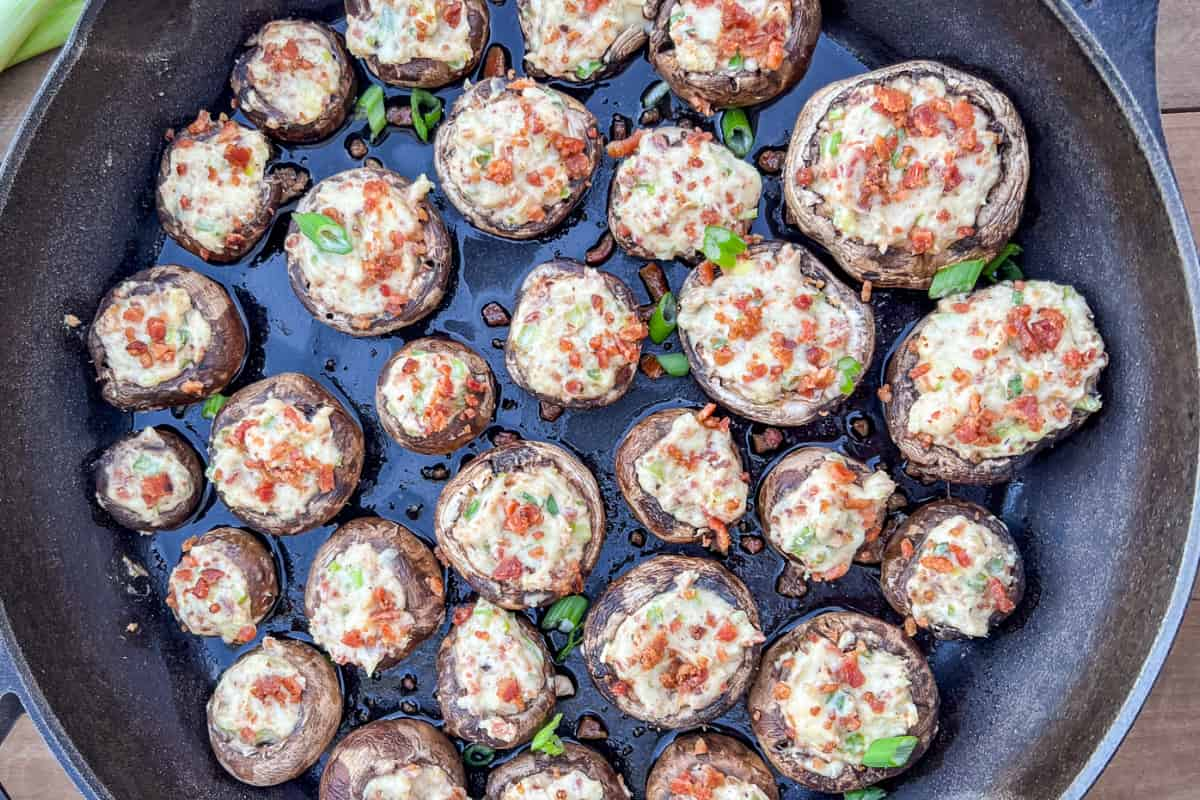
783, 60, 1030, 289
346, 0, 490, 88
582, 555, 765, 729
748, 611, 939, 794
88, 265, 246, 411
94, 426, 205, 531
645, 732, 778, 800
319, 718, 468, 800
484, 742, 628, 800
518, 0, 652, 83
208, 373, 365, 535
883, 279, 1108, 483
677, 240, 875, 425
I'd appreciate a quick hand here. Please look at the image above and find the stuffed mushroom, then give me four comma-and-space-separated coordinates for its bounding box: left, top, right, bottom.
648, 0, 820, 115
94, 426, 204, 531
207, 636, 343, 787
677, 240, 875, 424
614, 405, 749, 552
582, 555, 765, 728
485, 741, 628, 800
783, 60, 1030, 289
376, 337, 496, 454
748, 611, 939, 793
346, 0, 490, 88
506, 260, 647, 409
167, 527, 279, 645
319, 717, 468, 800
883, 279, 1107, 483
518, 0, 651, 83
434, 77, 601, 239
881, 499, 1024, 639
231, 19, 357, 143
208, 373, 365, 535
88, 265, 246, 411
607, 127, 761, 261
435, 441, 605, 608
437, 598, 560, 749
645, 732, 778, 800
305, 517, 445, 674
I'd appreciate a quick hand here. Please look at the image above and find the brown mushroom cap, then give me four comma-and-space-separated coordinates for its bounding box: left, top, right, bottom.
518, 0, 653, 83
346, 0, 490, 88
484, 741, 629, 799
646, 732, 779, 800
170, 526, 278, 638
94, 426, 205, 530
318, 717, 466, 800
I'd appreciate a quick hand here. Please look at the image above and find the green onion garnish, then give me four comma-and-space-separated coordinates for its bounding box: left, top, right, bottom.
728, 52, 744, 69
545, 494, 558, 515
656, 353, 689, 377
464, 498, 481, 520
556, 626, 584, 662
649, 292, 677, 344
462, 743, 495, 767
862, 735, 919, 769
642, 81, 670, 108
702, 225, 747, 269
844, 788, 888, 800
293, 212, 353, 255
981, 243, 1024, 282
354, 84, 386, 142
530, 713, 565, 756
542, 595, 588, 633
721, 108, 754, 158
823, 130, 843, 158
201, 393, 228, 420
575, 59, 604, 80
411, 89, 443, 143
837, 356, 863, 395
1006, 375, 1023, 398
928, 258, 986, 299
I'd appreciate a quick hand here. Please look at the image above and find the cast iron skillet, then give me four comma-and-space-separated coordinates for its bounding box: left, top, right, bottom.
0, 1, 1196, 799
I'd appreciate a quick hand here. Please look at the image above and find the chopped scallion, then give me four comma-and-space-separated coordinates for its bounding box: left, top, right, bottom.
575, 59, 604, 80
649, 292, 677, 344
530, 713, 565, 756
862, 735, 919, 768
844, 788, 888, 800
721, 108, 754, 158
354, 84, 386, 141
656, 352, 689, 377
293, 213, 353, 255
542, 594, 588, 633
837, 356, 863, 395
462, 743, 495, 767
201, 393, 228, 420
411, 89, 443, 143
928, 258, 986, 299
702, 225, 747, 269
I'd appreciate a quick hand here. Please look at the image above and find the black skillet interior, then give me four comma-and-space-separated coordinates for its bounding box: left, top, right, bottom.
0, 1, 1197, 799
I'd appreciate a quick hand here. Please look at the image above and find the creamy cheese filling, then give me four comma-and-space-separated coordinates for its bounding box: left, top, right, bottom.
635, 410, 747, 529
243, 21, 344, 124
521, 0, 647, 79
600, 570, 763, 715
452, 599, 547, 741
668, 0, 791, 74
767, 456, 895, 581
906, 516, 1018, 637
168, 542, 256, 644
777, 632, 918, 779
347, 0, 475, 67
363, 766, 467, 800
668, 767, 771, 800
160, 119, 271, 254
500, 769, 606, 800
678, 244, 865, 405
611, 128, 761, 259
96, 286, 213, 387
102, 429, 197, 524
210, 397, 341, 519
382, 350, 481, 438
447, 464, 592, 592
210, 651, 306, 756
510, 269, 646, 401
905, 280, 1107, 461
804, 74, 1002, 254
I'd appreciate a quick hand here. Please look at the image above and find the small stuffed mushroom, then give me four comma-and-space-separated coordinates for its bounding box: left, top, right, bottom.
286, 167, 452, 336
757, 448, 897, 582
582, 555, 765, 729
883, 280, 1108, 484
783, 60, 1030, 289
434, 77, 601, 240
230, 19, 357, 143
485, 741, 628, 800
345, 0, 490, 88
437, 598, 560, 749
94, 427, 204, 531
748, 611, 939, 793
305, 517, 446, 674
207, 636, 343, 787
881, 499, 1024, 639
434, 441, 606, 609
208, 373, 365, 536
677, 240, 875, 425
607, 127, 761, 262
614, 405, 749, 552
648, 0, 821, 115
506, 261, 647, 409
375, 338, 496, 454
319, 718, 468, 800
88, 265, 246, 411
167, 527, 278, 645
518, 0, 652, 83
645, 732, 779, 800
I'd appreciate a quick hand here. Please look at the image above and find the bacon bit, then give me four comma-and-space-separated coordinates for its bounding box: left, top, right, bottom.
907, 103, 941, 137
902, 162, 928, 189
874, 85, 912, 115
863, 690, 887, 715
1008, 394, 1044, 432
796, 166, 815, 187
224, 145, 252, 170
342, 629, 364, 647
485, 158, 514, 185
639, 632, 669, 670
236, 625, 257, 643
949, 543, 972, 567
453, 604, 474, 626
943, 164, 964, 193
901, 538, 915, 558
492, 555, 524, 581
318, 465, 335, 493
496, 677, 522, 705
910, 227, 935, 254
773, 682, 792, 700
605, 129, 644, 159
239, 727, 256, 744
716, 620, 739, 642
920, 555, 956, 573
610, 679, 630, 696
256, 482, 276, 503
950, 99, 976, 130
988, 577, 1016, 613
140, 473, 173, 506
191, 579, 210, 600
178, 195, 192, 211
697, 260, 717, 286
442, 1, 462, 25
908, 362, 932, 380
836, 654, 865, 689
828, 460, 858, 483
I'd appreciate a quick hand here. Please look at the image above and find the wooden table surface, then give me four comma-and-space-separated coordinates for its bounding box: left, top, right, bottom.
1, 3, 1198, 798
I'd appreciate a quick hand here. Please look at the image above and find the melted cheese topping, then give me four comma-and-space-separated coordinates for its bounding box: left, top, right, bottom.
95, 286, 213, 387
678, 244, 865, 405
287, 170, 436, 324
363, 766, 467, 800
347, 0, 475, 67
452, 599, 547, 740
767, 455, 895, 581
500, 769, 606, 800
168, 542, 255, 644
210, 651, 306, 756
210, 397, 341, 520
669, 0, 791, 74
443, 81, 594, 229
521, 0, 647, 79
101, 429, 197, 525
668, 767, 770, 800
635, 411, 747, 529
611, 128, 761, 259
242, 21, 344, 125
905, 281, 1107, 461
600, 570, 763, 715
160, 119, 271, 254
776, 631, 918, 779
446, 464, 592, 593
804, 75, 1002, 254
382, 349, 481, 438
510, 268, 646, 401
309, 543, 415, 674
906, 515, 1018, 637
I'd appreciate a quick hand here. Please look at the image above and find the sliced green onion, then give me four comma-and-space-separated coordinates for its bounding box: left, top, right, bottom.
411, 89, 443, 143
464, 498, 481, 520
837, 356, 863, 395
462, 743, 495, 767
845, 786, 887, 799
862, 735, 919, 769
355, 84, 386, 142
530, 713, 565, 756
728, 52, 744, 69
545, 494, 559, 515
575, 59, 604, 80
823, 130, 843, 158
293, 212, 354, 255
1076, 395, 1103, 413
542, 595, 588, 633
656, 353, 689, 377
980, 243, 1024, 282
928, 258, 986, 299
350, 567, 365, 589
556, 626, 584, 662
642, 81, 671, 108
201, 393, 228, 420
702, 225, 747, 269
721, 108, 754, 158
1006, 375, 1023, 398
889, 128, 907, 168
649, 292, 677, 344
1012, 290, 1024, 306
